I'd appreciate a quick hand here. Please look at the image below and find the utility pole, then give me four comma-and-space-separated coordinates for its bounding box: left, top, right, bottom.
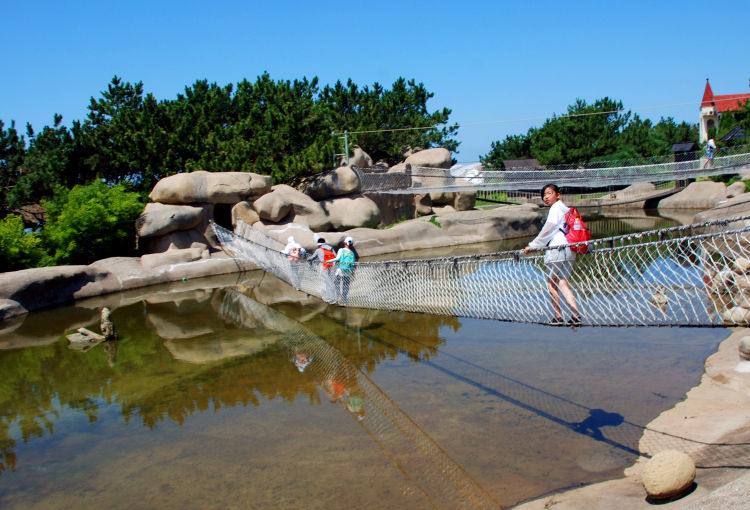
332, 130, 350, 166
342, 130, 349, 165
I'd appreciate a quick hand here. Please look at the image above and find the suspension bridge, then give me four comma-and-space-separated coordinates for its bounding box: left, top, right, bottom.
212, 215, 750, 328
355, 148, 750, 200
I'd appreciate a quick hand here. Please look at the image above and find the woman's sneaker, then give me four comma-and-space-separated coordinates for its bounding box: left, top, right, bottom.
567, 315, 582, 327
549, 316, 564, 326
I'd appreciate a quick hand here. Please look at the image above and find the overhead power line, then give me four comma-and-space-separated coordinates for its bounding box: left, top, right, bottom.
334, 96, 747, 136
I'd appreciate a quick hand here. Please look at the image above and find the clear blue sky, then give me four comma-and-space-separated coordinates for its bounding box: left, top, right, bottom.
2, 0, 749, 163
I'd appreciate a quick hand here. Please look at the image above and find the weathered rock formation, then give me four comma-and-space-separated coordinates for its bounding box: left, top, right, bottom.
658, 181, 728, 210
148, 170, 271, 204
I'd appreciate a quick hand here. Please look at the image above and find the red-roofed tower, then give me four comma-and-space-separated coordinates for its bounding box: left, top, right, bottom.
700, 79, 750, 142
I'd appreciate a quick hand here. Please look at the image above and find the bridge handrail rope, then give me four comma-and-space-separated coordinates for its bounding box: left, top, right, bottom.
212, 214, 750, 327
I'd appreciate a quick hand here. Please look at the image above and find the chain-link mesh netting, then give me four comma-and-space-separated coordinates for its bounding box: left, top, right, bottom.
357, 150, 750, 195
212, 216, 750, 327
218, 289, 502, 509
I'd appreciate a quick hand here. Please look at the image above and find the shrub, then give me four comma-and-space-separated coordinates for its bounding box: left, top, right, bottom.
41, 181, 145, 265
0, 214, 45, 271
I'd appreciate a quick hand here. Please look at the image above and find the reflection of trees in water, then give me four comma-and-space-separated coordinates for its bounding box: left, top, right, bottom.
0, 286, 454, 475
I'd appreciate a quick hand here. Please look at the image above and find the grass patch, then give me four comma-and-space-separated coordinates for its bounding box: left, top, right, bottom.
383, 214, 411, 229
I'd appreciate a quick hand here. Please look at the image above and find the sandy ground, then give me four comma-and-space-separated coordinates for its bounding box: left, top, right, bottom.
514, 328, 750, 509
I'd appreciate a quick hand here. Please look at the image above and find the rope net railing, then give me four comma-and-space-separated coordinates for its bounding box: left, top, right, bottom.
212, 216, 750, 327
218, 289, 501, 509
356, 149, 750, 195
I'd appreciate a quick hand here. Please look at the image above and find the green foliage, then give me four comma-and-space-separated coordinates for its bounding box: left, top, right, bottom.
0, 214, 44, 271
320, 77, 459, 165
716, 99, 750, 146
428, 215, 442, 228
40, 181, 145, 265
480, 98, 698, 168
7, 114, 80, 210
1, 74, 459, 216
0, 120, 26, 213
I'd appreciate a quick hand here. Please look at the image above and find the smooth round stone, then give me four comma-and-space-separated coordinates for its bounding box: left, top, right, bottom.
642, 450, 695, 500
739, 336, 750, 361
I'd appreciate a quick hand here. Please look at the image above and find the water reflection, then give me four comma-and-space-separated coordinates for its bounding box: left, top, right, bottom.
219, 288, 500, 508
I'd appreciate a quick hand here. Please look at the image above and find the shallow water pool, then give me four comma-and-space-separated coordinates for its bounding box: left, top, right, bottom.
0, 270, 727, 509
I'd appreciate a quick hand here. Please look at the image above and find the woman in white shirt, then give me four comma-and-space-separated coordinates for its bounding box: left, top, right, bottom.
523, 184, 582, 326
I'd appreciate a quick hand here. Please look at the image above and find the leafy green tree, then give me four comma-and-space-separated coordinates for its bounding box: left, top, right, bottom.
530, 98, 629, 165
40, 181, 145, 265
0, 120, 26, 215
652, 117, 698, 150
480, 133, 533, 168
6, 73, 460, 207
0, 214, 44, 270
321, 77, 459, 165
6, 114, 81, 211
481, 99, 699, 168
716, 99, 750, 146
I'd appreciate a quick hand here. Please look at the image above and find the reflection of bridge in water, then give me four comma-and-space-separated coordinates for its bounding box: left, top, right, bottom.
219, 289, 750, 505
219, 289, 502, 509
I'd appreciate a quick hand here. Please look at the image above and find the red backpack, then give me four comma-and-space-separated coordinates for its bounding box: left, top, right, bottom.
322, 247, 336, 269
561, 207, 591, 254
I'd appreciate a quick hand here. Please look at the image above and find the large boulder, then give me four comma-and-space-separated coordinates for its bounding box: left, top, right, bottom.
415, 193, 433, 216
641, 450, 695, 500
404, 148, 452, 169
231, 201, 260, 227
136, 203, 210, 238
727, 181, 746, 198
430, 191, 455, 205
298, 166, 361, 200
658, 181, 727, 210
318, 204, 540, 257
0, 266, 100, 317
321, 195, 381, 230
694, 193, 750, 223
387, 162, 408, 173
139, 203, 219, 252
149, 171, 271, 205
141, 227, 217, 254
454, 192, 476, 211
255, 184, 331, 231
347, 146, 374, 169
426, 191, 475, 211
253, 187, 292, 222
